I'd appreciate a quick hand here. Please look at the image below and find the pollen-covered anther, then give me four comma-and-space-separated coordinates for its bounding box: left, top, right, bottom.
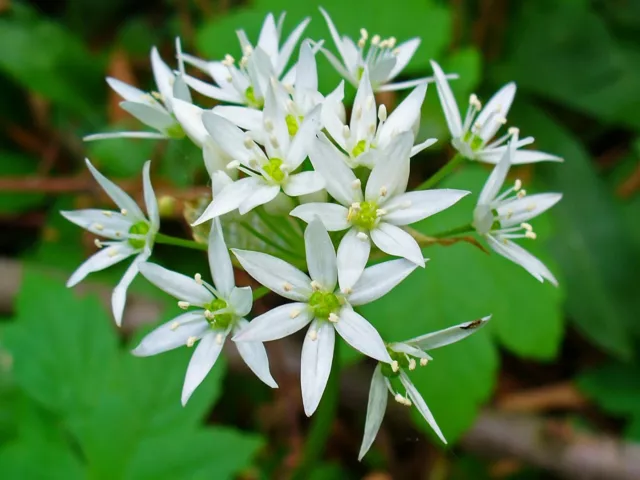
359, 28, 369, 40
204, 310, 214, 320
194, 273, 202, 284
420, 358, 429, 367
525, 231, 537, 240
178, 301, 190, 310
517, 189, 527, 199
508, 126, 520, 135
404, 398, 413, 407
391, 360, 399, 373
392, 47, 400, 55
94, 239, 103, 248
408, 358, 417, 371
379, 186, 388, 197
226, 160, 241, 170
328, 313, 339, 323
371, 34, 381, 45
520, 222, 533, 231
170, 321, 180, 331
102, 211, 112, 217
107, 248, 118, 258
310, 280, 322, 291
222, 54, 235, 66
376, 209, 387, 216
514, 179, 522, 191
289, 308, 301, 319
356, 232, 369, 241
243, 45, 253, 55
341, 287, 353, 295
351, 179, 361, 189
469, 94, 482, 110
216, 333, 224, 345
497, 116, 508, 125
394, 393, 405, 404
120, 209, 128, 216
283, 282, 293, 292
94, 223, 104, 231
308, 329, 318, 341
378, 104, 387, 122
151, 91, 163, 101
186, 336, 197, 347
387, 37, 397, 48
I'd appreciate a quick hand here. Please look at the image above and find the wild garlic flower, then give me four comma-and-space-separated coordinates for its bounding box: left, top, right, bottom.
133, 218, 277, 405
473, 136, 561, 285
321, 68, 434, 168
430, 60, 562, 165
85, 39, 192, 142
191, 87, 324, 225
319, 7, 448, 92
359, 316, 491, 460
233, 219, 420, 415
61, 159, 159, 326
291, 133, 469, 287
182, 13, 309, 108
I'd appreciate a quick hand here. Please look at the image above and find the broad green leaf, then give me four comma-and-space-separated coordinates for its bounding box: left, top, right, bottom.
510, 103, 640, 359
0, 153, 45, 214
0, 437, 84, 480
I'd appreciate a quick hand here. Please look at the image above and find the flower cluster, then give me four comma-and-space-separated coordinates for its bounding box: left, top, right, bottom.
64, 9, 563, 459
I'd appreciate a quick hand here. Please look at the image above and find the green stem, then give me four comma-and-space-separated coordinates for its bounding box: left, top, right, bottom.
432, 223, 474, 238
291, 341, 340, 480
155, 233, 207, 251
417, 153, 465, 190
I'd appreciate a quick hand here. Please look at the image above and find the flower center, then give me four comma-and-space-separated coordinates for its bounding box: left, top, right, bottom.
128, 221, 150, 249
165, 122, 186, 139
308, 291, 340, 320
263, 157, 286, 183
462, 130, 484, 151
351, 139, 368, 158
245, 86, 264, 109
203, 298, 234, 329
285, 114, 303, 136
347, 201, 378, 230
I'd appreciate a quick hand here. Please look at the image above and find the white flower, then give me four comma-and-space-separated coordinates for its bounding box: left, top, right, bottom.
232, 219, 420, 415
181, 12, 309, 107
85, 39, 192, 142
359, 316, 491, 460
321, 68, 434, 168
291, 133, 470, 287
430, 60, 563, 165
133, 218, 277, 405
61, 159, 159, 326
473, 136, 561, 285
191, 84, 324, 225
318, 7, 453, 92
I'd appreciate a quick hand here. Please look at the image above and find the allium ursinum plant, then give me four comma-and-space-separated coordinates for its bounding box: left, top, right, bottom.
66, 7, 565, 461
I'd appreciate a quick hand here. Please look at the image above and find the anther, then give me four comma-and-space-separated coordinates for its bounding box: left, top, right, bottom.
194, 273, 202, 284
378, 104, 387, 122
376, 209, 387, 216
404, 398, 413, 407
178, 301, 190, 310
394, 393, 404, 404
379, 186, 388, 197
514, 179, 522, 191
226, 160, 241, 170
517, 189, 527, 199
371, 34, 381, 45
508, 126, 519, 135
328, 313, 339, 323
387, 37, 396, 48
170, 321, 180, 331
391, 360, 399, 373
408, 358, 416, 370
308, 329, 318, 341
107, 248, 118, 258
283, 282, 293, 292
357, 38, 366, 48
222, 54, 235, 66
243, 45, 253, 55
289, 308, 301, 319
102, 211, 112, 217
356, 232, 369, 241
204, 310, 214, 320
341, 287, 353, 295
216, 334, 224, 345
392, 47, 400, 55
351, 179, 361, 189
186, 336, 197, 347
525, 231, 537, 240
420, 358, 429, 367
497, 116, 507, 125
469, 94, 481, 110
360, 28, 368, 40
121, 209, 128, 215
343, 125, 351, 138
310, 280, 322, 291
94, 223, 104, 231
520, 222, 533, 231
94, 239, 103, 248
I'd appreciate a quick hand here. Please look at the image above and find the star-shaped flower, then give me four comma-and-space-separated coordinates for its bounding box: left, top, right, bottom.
473, 135, 561, 285
291, 132, 470, 287
191, 84, 324, 225
359, 316, 491, 460
233, 219, 420, 415
430, 60, 562, 165
85, 39, 192, 141
182, 13, 309, 108
61, 159, 159, 326
133, 218, 277, 405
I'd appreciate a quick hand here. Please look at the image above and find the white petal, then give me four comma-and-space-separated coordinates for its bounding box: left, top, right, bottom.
203, 142, 232, 178
182, 330, 227, 405
510, 149, 564, 165
365, 132, 413, 202
67, 241, 136, 287
201, 112, 259, 165
400, 372, 447, 444
257, 13, 279, 59
340, 37, 359, 77
142, 161, 159, 228
308, 137, 361, 206
232, 302, 313, 342
106, 77, 152, 104
350, 69, 376, 141
290, 203, 350, 231
112, 250, 149, 326
304, 218, 337, 291
410, 138, 438, 157
388, 38, 420, 80
475, 83, 516, 142
192, 177, 261, 225
337, 228, 371, 292
234, 321, 278, 388
263, 83, 290, 156
60, 209, 133, 240
319, 7, 348, 67
286, 106, 321, 169
370, 223, 425, 266
377, 83, 426, 148
172, 99, 207, 147
183, 74, 244, 103
430, 60, 462, 137
131, 312, 209, 356
377, 76, 451, 92
294, 40, 318, 92
119, 101, 175, 133
358, 365, 388, 461
349, 258, 419, 306
498, 193, 562, 228
207, 218, 235, 297
138, 262, 211, 305
335, 309, 391, 362
478, 148, 511, 205
85, 159, 144, 220
487, 236, 558, 286
301, 319, 335, 416
277, 18, 311, 76
211, 105, 263, 131
282, 172, 325, 197
369, 57, 396, 87
232, 249, 312, 301
238, 183, 281, 215
383, 189, 470, 226
229, 286, 252, 318
388, 342, 432, 359
83, 131, 168, 141
172, 75, 192, 104
150, 47, 175, 112
404, 315, 491, 350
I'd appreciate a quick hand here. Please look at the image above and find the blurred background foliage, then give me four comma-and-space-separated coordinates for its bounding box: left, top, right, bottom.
0, 0, 639, 478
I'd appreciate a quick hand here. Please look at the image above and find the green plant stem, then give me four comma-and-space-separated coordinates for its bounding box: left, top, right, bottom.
155, 233, 207, 251
291, 341, 340, 480
432, 223, 474, 238
417, 153, 466, 190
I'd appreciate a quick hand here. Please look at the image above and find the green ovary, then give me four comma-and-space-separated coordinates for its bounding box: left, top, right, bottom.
285, 114, 303, 136
165, 122, 185, 139
349, 201, 378, 230
263, 157, 286, 183
351, 139, 367, 158
128, 221, 150, 249
308, 291, 340, 320
462, 130, 484, 151
204, 298, 233, 329
245, 87, 264, 108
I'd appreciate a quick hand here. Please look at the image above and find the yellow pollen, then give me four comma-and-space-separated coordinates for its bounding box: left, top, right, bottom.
186, 336, 197, 347
289, 308, 301, 319
216, 334, 224, 345
308, 329, 318, 341
310, 280, 322, 291
521, 222, 533, 231
517, 189, 527, 198
391, 360, 399, 373
514, 179, 522, 191
420, 358, 428, 366
525, 231, 537, 240
283, 282, 293, 292
379, 186, 388, 197
102, 211, 112, 217
328, 313, 339, 323
107, 248, 118, 257
178, 301, 190, 310
121, 209, 128, 215
408, 359, 416, 370
94, 239, 103, 248
94, 223, 104, 231
194, 273, 202, 284
356, 232, 368, 241
394, 393, 404, 404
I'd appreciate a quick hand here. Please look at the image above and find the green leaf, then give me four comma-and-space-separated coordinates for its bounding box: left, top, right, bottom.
0, 153, 46, 214
510, 102, 640, 359
0, 437, 85, 480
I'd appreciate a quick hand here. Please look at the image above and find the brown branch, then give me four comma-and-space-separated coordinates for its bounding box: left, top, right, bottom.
497, 382, 588, 413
